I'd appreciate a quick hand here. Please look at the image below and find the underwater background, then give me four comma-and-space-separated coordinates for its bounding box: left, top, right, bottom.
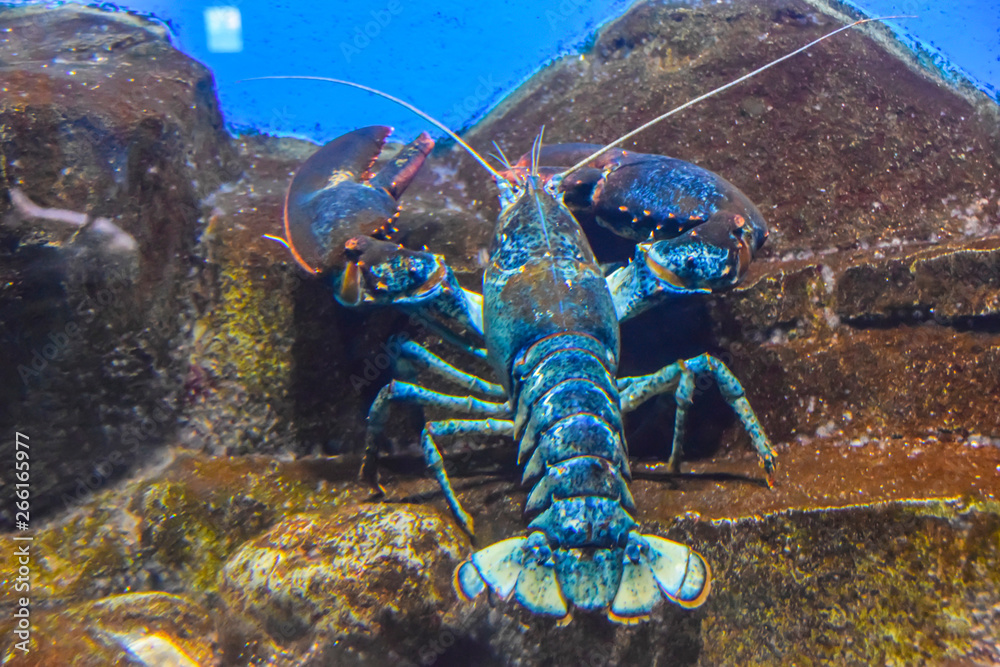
16, 0, 999, 139
1, 0, 1000, 665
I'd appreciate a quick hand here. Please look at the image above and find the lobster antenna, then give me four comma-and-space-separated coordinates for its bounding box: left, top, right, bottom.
242, 75, 504, 182
557, 15, 914, 180
530, 125, 546, 177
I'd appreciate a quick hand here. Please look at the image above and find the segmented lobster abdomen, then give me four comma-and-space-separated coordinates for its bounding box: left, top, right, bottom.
455, 330, 711, 619
513, 332, 636, 546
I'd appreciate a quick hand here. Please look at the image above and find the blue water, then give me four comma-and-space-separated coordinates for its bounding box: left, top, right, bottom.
26, 1, 1000, 141
843, 0, 1000, 100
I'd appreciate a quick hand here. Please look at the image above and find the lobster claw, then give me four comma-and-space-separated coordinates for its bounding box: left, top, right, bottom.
283, 125, 434, 275
506, 144, 768, 251
338, 235, 448, 306
606, 207, 767, 321
639, 208, 764, 293
337, 234, 485, 337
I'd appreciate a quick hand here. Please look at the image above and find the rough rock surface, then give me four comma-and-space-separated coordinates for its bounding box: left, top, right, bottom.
0, 1, 998, 666
0, 592, 220, 666
440, 0, 1000, 461
0, 4, 239, 524
220, 506, 468, 662
1, 448, 997, 665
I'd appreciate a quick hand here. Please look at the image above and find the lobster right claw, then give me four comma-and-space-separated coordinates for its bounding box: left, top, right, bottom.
283, 125, 434, 275
505, 143, 768, 248
638, 207, 763, 293
606, 209, 766, 322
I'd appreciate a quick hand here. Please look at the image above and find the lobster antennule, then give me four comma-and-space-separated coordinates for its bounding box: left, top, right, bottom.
555, 15, 915, 182
454, 531, 710, 622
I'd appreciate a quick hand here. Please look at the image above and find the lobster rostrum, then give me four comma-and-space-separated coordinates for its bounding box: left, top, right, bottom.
264, 17, 890, 623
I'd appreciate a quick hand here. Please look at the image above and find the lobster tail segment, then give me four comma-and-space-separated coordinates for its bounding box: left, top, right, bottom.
454, 531, 710, 623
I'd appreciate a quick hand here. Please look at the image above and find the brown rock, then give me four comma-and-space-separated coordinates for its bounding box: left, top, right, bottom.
219, 505, 469, 664
0, 4, 240, 525
0, 592, 221, 666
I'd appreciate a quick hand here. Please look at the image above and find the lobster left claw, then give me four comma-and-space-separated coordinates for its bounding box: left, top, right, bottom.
283, 125, 433, 276
504, 144, 768, 250
283, 126, 485, 338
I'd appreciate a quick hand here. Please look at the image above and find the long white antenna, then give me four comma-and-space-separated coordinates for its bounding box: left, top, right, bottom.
558, 16, 914, 179
242, 75, 504, 181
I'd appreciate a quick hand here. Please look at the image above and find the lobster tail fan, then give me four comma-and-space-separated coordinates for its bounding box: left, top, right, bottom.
454, 532, 709, 622
455, 534, 570, 618
609, 533, 711, 623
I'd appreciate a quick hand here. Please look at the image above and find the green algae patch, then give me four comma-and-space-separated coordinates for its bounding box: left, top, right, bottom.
27, 509, 141, 601
210, 261, 293, 401
185, 213, 302, 454
138, 479, 234, 594
134, 453, 366, 595
1, 452, 371, 609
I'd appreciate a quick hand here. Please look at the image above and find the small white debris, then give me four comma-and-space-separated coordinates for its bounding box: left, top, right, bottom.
967, 434, 1000, 448
815, 420, 837, 439
820, 264, 835, 294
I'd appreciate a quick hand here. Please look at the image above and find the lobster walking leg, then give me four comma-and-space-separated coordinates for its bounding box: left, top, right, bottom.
399, 341, 506, 398
421, 418, 515, 535
361, 380, 511, 495
619, 353, 777, 480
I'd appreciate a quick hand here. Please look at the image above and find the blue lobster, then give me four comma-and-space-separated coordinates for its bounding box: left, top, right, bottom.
266, 17, 887, 623
279, 127, 773, 622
